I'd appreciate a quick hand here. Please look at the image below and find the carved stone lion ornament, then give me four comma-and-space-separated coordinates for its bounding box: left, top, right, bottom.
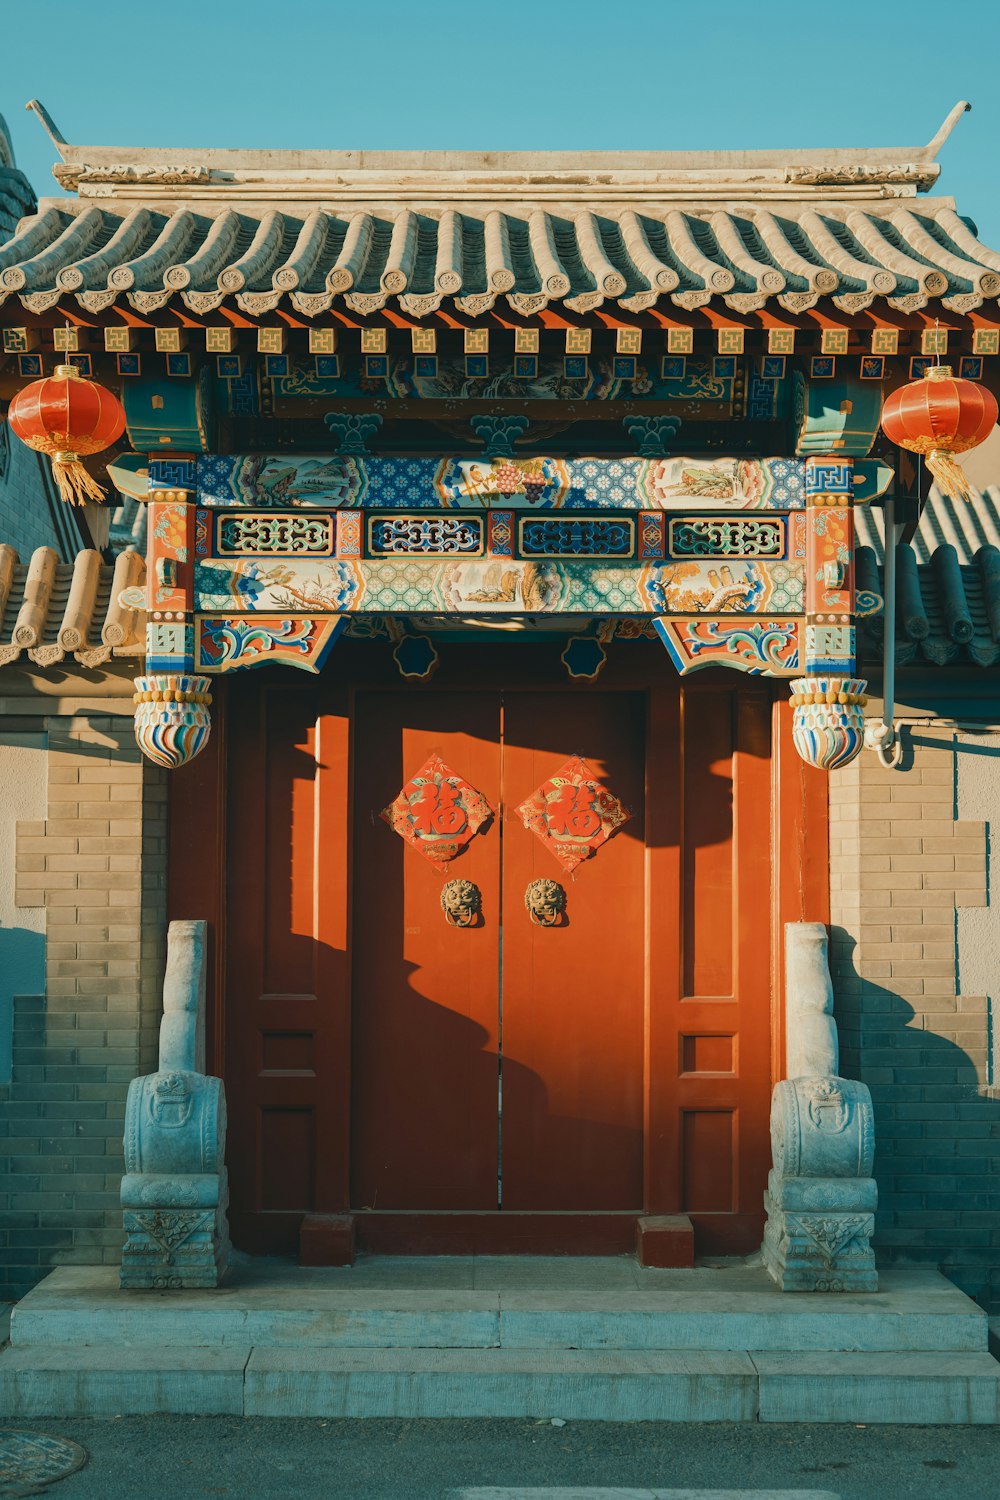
524, 877, 566, 927
440, 878, 481, 927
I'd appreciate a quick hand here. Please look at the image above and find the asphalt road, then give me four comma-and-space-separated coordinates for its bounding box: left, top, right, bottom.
5, 1418, 999, 1500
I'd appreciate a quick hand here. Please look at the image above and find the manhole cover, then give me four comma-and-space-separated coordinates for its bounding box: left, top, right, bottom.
0, 1430, 87, 1493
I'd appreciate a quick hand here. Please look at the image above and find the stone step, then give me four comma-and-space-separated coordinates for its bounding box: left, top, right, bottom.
3, 1343, 998, 1422
755, 1351, 1000, 1424
247, 1348, 758, 1420
10, 1265, 988, 1353
0, 1346, 248, 1418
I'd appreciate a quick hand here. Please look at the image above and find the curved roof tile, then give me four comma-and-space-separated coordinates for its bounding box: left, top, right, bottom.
2, 202, 998, 318
0, 545, 145, 668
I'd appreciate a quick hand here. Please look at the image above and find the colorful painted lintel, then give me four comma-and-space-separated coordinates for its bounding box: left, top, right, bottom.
194, 455, 892, 512
193, 556, 805, 617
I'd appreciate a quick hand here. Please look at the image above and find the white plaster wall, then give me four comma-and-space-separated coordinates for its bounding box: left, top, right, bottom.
956, 729, 1000, 1087
0, 732, 47, 1083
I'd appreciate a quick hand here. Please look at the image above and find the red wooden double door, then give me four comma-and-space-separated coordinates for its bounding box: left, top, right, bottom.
193, 642, 822, 1255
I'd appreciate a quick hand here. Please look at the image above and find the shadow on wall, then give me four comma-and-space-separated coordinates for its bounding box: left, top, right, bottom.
0, 926, 45, 1084
0, 924, 119, 1302
832, 930, 1000, 1313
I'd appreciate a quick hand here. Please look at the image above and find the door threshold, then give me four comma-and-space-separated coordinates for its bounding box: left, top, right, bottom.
300, 1211, 696, 1264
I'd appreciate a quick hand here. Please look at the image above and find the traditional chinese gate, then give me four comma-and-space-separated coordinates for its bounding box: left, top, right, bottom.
176, 639, 825, 1257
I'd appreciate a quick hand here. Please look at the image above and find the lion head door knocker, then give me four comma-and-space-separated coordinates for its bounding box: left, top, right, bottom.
525, 877, 566, 927
441, 878, 482, 927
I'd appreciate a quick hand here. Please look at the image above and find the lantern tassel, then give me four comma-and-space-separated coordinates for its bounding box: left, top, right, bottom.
49, 458, 108, 507
925, 448, 976, 503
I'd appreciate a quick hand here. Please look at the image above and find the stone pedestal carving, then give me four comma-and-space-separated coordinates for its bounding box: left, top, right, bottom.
120, 920, 230, 1289
763, 922, 878, 1292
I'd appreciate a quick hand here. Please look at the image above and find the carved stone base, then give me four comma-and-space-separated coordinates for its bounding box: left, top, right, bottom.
762, 1172, 877, 1293
121, 1203, 230, 1290
120, 1170, 230, 1290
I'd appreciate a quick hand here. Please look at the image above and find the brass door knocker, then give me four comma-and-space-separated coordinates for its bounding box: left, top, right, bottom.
441, 878, 481, 927
525, 877, 566, 926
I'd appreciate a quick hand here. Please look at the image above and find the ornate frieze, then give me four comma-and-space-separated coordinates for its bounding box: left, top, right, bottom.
194, 453, 892, 511
190, 509, 810, 569
129, 446, 877, 752
193, 553, 804, 618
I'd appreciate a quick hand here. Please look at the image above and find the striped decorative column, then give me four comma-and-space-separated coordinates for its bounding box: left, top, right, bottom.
133, 456, 212, 769
789, 458, 867, 770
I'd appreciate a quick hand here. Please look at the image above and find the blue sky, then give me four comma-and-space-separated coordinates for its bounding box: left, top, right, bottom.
3, 0, 999, 242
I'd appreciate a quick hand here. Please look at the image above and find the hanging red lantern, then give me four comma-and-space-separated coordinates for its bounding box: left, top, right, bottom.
880, 364, 998, 502
6, 364, 126, 505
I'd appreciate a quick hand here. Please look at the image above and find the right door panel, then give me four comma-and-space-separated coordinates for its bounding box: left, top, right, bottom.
646, 680, 774, 1249
499, 691, 647, 1211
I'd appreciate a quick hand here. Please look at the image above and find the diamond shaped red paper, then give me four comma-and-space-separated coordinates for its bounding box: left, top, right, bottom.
515, 755, 631, 873
381, 754, 494, 868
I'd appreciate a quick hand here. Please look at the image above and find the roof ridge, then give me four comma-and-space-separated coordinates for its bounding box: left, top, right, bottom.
20, 98, 974, 206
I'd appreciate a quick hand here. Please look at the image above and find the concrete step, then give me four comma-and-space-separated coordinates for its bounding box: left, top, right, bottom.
3, 1343, 998, 1422
10, 1264, 988, 1353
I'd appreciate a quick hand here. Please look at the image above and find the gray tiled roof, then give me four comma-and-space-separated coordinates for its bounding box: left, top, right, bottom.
1, 200, 999, 319
857, 488, 1000, 668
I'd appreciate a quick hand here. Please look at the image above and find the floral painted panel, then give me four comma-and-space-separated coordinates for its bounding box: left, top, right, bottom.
639, 560, 804, 615
639, 457, 805, 509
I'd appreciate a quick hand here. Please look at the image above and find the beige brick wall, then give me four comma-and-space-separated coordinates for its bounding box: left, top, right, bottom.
829, 725, 997, 1311
1, 700, 166, 1300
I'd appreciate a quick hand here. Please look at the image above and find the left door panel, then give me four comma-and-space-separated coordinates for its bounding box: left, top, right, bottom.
350, 691, 502, 1212
226, 678, 351, 1252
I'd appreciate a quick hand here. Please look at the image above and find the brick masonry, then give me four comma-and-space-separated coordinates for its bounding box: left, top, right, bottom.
0, 702, 166, 1302
829, 724, 999, 1314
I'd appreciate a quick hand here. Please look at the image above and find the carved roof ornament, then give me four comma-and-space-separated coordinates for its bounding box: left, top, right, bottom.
52, 163, 213, 190
783, 165, 935, 189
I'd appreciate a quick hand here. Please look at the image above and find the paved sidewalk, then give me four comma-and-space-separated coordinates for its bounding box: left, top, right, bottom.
6, 1416, 998, 1500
